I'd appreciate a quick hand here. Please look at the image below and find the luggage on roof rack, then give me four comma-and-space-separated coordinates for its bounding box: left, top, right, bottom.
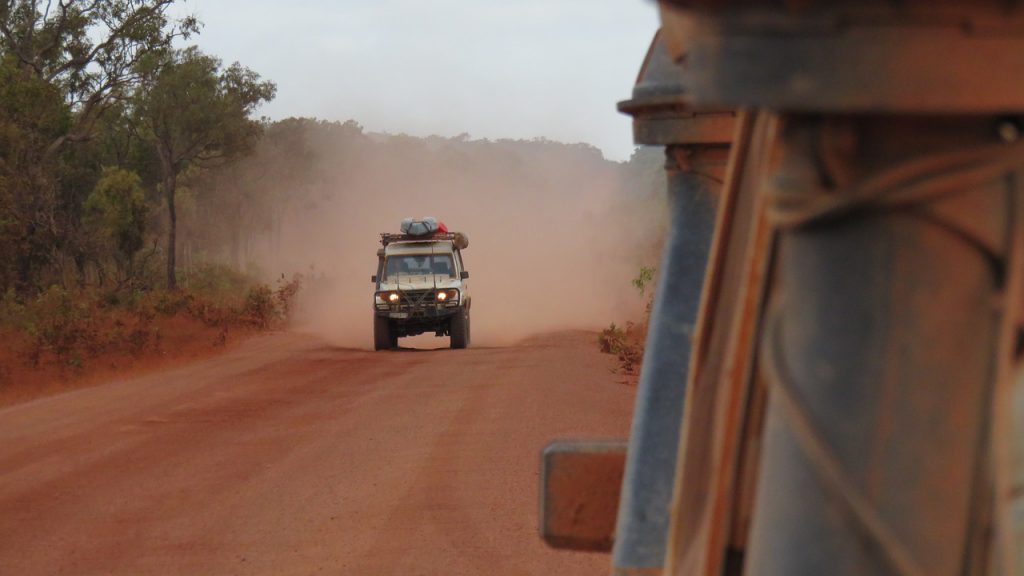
400, 217, 439, 237
380, 231, 469, 250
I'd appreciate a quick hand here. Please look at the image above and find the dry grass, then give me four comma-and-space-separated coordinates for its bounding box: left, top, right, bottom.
0, 270, 301, 375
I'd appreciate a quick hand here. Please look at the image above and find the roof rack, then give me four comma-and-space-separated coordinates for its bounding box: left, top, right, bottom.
381, 231, 469, 250
380, 232, 457, 246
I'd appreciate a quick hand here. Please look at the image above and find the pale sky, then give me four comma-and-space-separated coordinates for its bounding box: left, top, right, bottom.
171, 1, 660, 161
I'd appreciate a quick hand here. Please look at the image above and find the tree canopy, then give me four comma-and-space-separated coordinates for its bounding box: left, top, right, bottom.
131, 46, 275, 288
0, 0, 199, 157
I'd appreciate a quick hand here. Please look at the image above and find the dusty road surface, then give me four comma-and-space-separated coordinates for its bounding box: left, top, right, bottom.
0, 331, 634, 575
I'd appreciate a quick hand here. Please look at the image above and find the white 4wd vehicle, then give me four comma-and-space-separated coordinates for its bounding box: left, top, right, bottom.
371, 231, 471, 350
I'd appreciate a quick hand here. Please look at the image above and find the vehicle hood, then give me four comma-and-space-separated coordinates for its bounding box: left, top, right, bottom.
379, 276, 462, 291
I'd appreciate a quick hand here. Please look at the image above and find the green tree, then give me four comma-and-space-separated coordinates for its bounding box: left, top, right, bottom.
131, 46, 275, 289
83, 167, 147, 283
0, 0, 198, 159
0, 0, 197, 292
0, 55, 68, 290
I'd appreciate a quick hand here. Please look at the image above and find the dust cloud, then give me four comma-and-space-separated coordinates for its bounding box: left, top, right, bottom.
255, 129, 665, 349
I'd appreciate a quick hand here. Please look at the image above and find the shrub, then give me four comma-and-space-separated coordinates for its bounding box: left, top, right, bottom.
243, 284, 276, 329
125, 307, 160, 356
0, 288, 25, 327
186, 296, 233, 327
23, 286, 99, 367
84, 168, 148, 267
632, 266, 656, 295
180, 263, 254, 304
599, 321, 643, 375
0, 268, 303, 372
152, 290, 194, 316
599, 323, 627, 354
274, 274, 302, 322
242, 274, 303, 330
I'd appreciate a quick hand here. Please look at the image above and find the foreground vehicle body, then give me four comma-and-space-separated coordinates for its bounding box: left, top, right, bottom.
371, 225, 471, 350
541, 2, 1024, 575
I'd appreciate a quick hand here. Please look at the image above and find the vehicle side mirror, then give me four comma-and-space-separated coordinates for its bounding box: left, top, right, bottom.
540, 441, 627, 552
371, 275, 378, 283
460, 271, 470, 280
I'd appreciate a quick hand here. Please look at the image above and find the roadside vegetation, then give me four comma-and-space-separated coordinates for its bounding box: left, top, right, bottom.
594, 146, 665, 376
0, 1, 296, 398
0, 269, 301, 375
600, 263, 659, 376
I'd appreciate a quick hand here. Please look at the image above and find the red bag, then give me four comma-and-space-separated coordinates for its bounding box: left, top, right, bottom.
437, 221, 449, 234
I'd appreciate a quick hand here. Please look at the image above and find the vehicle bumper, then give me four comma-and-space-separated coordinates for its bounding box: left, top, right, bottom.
374, 305, 463, 321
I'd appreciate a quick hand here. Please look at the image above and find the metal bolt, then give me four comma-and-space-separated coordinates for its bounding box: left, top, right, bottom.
998, 121, 1020, 143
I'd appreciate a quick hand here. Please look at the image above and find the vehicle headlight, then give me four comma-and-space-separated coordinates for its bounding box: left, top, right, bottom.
375, 291, 401, 305
436, 289, 458, 303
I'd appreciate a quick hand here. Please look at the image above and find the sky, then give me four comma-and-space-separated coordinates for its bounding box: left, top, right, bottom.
170, 1, 660, 161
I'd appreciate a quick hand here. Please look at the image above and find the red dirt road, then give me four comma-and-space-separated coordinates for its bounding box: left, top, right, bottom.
0, 331, 635, 575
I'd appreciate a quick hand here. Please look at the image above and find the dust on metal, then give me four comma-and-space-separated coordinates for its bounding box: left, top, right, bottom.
540, 441, 627, 552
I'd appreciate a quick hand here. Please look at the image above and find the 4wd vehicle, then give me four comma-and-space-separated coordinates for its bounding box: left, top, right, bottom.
371, 221, 471, 350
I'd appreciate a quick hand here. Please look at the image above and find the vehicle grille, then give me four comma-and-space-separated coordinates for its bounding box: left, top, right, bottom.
397, 289, 441, 306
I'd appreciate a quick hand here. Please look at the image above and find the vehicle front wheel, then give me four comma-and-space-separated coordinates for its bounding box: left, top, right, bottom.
450, 309, 470, 349
374, 316, 396, 351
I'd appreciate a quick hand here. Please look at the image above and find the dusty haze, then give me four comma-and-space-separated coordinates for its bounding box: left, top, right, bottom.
240, 126, 666, 349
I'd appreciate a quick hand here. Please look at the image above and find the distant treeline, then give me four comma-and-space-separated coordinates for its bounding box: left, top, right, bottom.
0, 0, 664, 299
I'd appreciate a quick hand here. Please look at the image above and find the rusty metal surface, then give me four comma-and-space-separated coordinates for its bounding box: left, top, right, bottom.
605, 4, 1024, 575
656, 1, 1024, 19
613, 566, 661, 576
610, 146, 722, 575
743, 116, 1013, 576
611, 30, 734, 575
626, 110, 735, 149
601, 4, 1024, 576
1012, 368, 1024, 574
540, 441, 627, 552
656, 1, 1024, 31
662, 111, 777, 576
617, 30, 735, 147
656, 2, 1024, 113
690, 119, 773, 576
993, 180, 1024, 576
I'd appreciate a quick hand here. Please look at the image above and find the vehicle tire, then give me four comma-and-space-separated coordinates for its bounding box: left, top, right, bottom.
374, 316, 394, 351
450, 309, 469, 349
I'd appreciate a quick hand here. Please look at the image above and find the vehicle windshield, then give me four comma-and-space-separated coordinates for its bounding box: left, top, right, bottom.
384, 254, 455, 279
